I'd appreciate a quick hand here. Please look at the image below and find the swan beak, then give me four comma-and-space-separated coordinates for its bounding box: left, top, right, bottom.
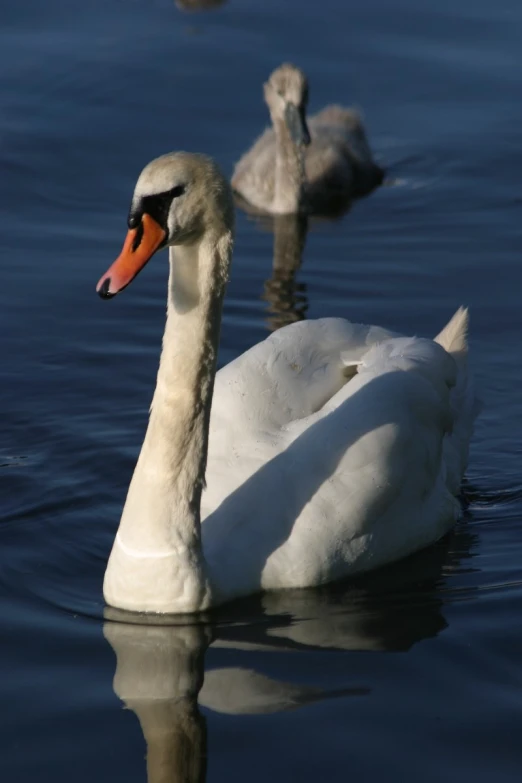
96, 214, 166, 299
284, 103, 311, 146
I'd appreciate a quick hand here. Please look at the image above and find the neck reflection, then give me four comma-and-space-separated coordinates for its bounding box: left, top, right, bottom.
262, 214, 309, 332
103, 523, 475, 782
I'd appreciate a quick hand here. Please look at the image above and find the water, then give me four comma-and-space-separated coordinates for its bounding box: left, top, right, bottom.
1, 0, 522, 779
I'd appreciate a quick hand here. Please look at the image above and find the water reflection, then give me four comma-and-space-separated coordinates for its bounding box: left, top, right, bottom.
105, 620, 209, 783
103, 524, 475, 782
262, 214, 309, 332
175, 0, 227, 11
237, 203, 355, 333
214, 526, 477, 653
105, 616, 367, 783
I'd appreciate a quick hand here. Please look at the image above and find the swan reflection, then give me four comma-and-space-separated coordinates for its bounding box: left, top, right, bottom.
262, 214, 309, 332
105, 615, 366, 783
175, 0, 227, 11
237, 207, 352, 334
104, 527, 473, 782
106, 620, 208, 783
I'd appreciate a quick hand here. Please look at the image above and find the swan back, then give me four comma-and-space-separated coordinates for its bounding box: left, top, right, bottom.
202, 309, 476, 603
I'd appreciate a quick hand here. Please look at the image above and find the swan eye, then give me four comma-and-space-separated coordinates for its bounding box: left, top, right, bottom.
128, 184, 187, 230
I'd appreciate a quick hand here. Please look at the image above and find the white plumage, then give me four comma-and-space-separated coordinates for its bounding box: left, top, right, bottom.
97, 152, 477, 614
202, 310, 475, 602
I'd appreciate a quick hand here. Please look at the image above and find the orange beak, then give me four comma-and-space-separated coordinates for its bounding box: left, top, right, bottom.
96, 213, 167, 298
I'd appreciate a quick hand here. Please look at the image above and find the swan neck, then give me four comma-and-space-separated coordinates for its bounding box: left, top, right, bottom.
103, 228, 232, 613
272, 117, 307, 213
148, 237, 227, 508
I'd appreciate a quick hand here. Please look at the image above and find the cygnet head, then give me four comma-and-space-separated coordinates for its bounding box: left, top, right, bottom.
263, 63, 311, 147
96, 152, 234, 299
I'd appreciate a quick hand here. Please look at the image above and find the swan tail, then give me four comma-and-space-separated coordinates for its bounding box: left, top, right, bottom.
434, 306, 469, 359
434, 307, 479, 494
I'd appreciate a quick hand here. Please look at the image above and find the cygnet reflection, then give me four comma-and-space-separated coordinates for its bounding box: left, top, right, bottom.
262, 214, 309, 331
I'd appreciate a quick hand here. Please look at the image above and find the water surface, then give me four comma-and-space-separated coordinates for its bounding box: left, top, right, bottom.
1, 0, 522, 780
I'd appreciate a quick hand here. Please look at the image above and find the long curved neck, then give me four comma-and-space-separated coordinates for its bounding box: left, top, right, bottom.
272, 117, 307, 214
144, 235, 228, 541
103, 228, 232, 613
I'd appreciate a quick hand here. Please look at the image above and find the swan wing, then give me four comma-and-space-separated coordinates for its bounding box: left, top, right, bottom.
203, 318, 395, 515
203, 326, 474, 600
209, 318, 395, 435
309, 106, 374, 163
202, 318, 392, 518
306, 107, 384, 200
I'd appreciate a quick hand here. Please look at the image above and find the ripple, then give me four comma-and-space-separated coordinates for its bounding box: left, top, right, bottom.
0, 454, 30, 468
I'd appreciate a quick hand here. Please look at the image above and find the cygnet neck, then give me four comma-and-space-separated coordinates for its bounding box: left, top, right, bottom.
272, 115, 308, 214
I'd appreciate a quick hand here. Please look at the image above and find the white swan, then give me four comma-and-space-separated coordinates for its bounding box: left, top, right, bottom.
96, 151, 477, 615
231, 63, 384, 215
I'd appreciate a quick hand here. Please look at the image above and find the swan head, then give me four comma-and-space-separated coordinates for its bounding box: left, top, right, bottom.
264, 63, 311, 147
96, 152, 234, 298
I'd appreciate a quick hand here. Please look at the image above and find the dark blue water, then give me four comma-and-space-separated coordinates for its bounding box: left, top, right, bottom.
2, 0, 522, 780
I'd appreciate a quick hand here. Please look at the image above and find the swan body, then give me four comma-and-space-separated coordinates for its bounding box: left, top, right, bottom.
202, 315, 475, 602
96, 151, 477, 614
232, 64, 384, 215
